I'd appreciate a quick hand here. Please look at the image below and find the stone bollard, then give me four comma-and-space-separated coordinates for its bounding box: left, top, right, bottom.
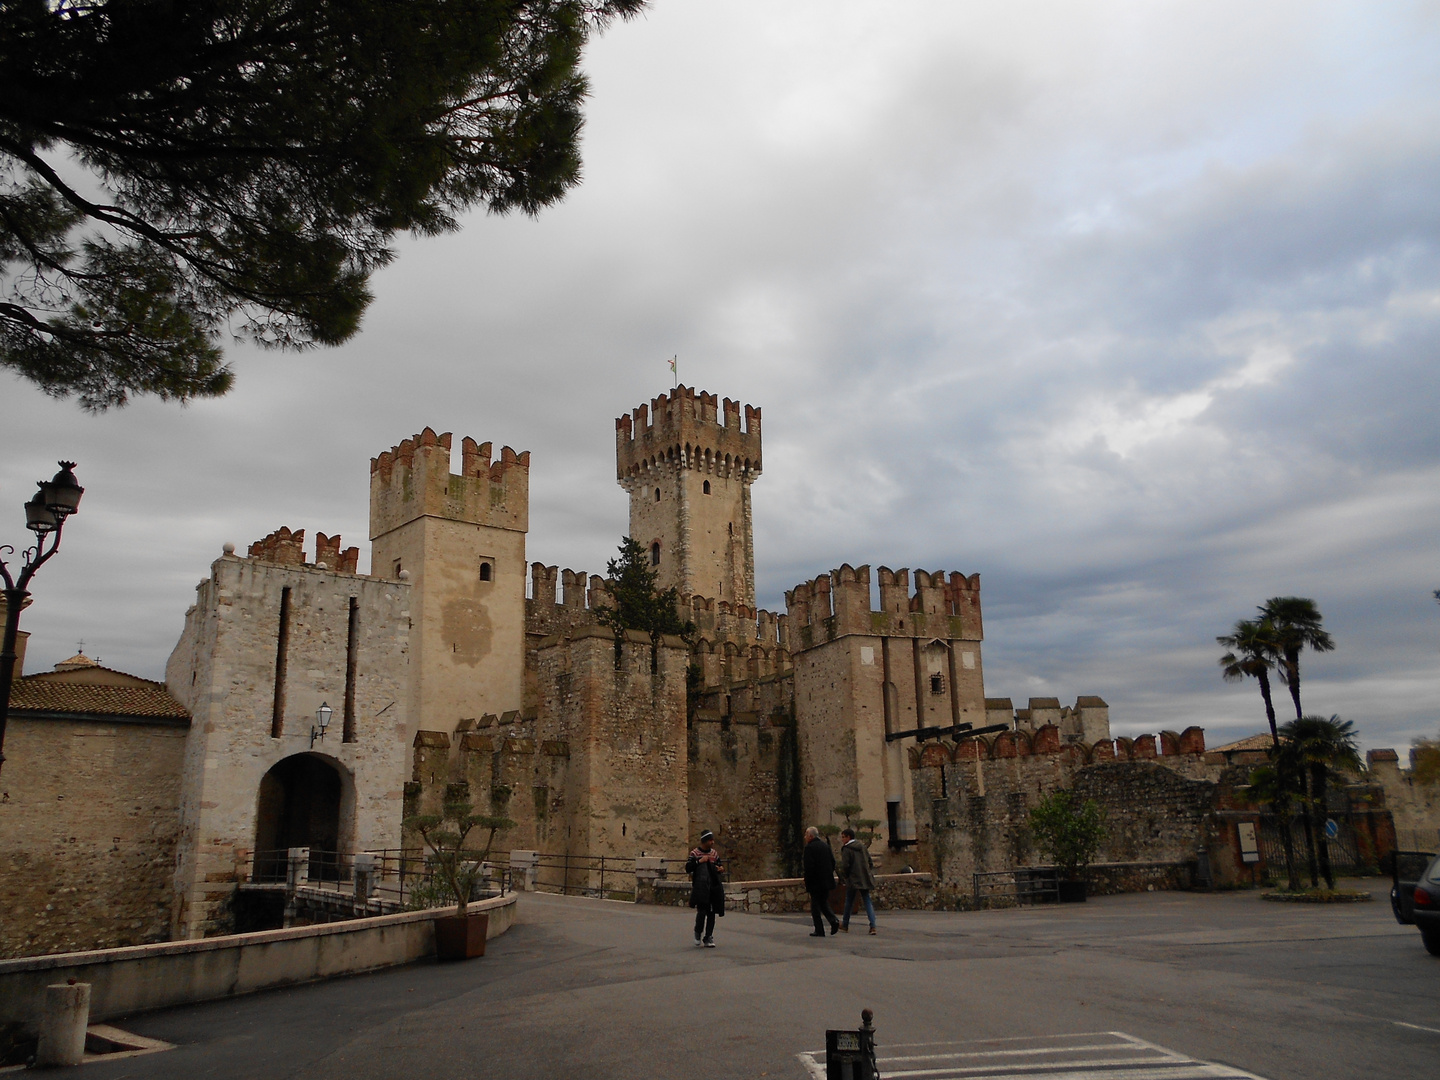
36, 981, 90, 1067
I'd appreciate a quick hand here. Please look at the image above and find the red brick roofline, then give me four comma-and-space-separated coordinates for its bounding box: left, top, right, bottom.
370, 427, 530, 483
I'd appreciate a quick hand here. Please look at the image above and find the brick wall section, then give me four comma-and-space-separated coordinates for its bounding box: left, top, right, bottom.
0, 718, 186, 958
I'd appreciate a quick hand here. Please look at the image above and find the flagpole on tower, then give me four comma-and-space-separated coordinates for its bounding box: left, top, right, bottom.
668, 354, 678, 388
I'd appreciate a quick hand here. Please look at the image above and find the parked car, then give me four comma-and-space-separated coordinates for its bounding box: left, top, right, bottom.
1388, 849, 1440, 956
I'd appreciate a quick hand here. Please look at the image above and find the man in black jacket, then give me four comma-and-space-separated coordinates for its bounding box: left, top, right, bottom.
685, 830, 725, 947
802, 826, 840, 937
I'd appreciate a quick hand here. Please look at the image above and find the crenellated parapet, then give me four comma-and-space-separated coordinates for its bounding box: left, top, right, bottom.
686, 595, 791, 687
369, 426, 529, 539
784, 563, 983, 648
907, 725, 1207, 768
246, 527, 359, 574
615, 385, 761, 484
524, 563, 613, 642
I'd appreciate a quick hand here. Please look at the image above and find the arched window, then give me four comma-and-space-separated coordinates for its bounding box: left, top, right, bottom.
479, 561, 492, 582
703, 480, 711, 495
651, 542, 661, 566
655, 487, 661, 502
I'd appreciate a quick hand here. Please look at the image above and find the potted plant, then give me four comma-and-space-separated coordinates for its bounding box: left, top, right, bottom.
1027, 790, 1106, 902
404, 784, 515, 960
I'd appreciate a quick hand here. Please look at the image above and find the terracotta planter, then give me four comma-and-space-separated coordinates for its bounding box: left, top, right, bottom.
1057, 879, 1088, 903
434, 912, 489, 960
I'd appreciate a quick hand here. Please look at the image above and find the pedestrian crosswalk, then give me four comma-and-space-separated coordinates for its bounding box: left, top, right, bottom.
796, 1030, 1267, 1080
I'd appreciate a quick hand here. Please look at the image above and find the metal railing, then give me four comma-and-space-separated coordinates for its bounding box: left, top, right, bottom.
509, 852, 639, 900
245, 848, 511, 912
972, 867, 1060, 907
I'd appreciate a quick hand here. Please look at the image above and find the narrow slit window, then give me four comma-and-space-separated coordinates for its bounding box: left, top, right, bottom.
703, 480, 711, 495
479, 561, 492, 582
651, 542, 661, 565
655, 487, 661, 501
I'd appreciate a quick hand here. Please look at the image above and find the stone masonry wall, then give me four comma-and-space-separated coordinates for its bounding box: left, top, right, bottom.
166, 549, 411, 938
0, 718, 186, 958
911, 726, 1220, 891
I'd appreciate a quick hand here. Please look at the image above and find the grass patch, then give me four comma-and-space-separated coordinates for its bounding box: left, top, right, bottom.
1261, 888, 1373, 903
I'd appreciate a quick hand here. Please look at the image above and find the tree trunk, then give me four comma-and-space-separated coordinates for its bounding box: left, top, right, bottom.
1284, 648, 1303, 720
1298, 770, 1319, 888
1258, 671, 1280, 744
1273, 799, 1300, 892
1313, 764, 1334, 889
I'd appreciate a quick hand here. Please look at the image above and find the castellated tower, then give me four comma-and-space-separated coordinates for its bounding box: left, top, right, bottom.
616, 386, 761, 607
370, 428, 529, 734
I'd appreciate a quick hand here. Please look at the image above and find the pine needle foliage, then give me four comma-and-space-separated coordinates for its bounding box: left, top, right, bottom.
0, 0, 644, 407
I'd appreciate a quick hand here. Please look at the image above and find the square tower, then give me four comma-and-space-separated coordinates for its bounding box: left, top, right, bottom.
616, 386, 761, 607
370, 428, 529, 734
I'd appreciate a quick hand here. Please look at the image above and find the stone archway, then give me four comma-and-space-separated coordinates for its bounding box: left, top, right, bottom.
254, 753, 344, 860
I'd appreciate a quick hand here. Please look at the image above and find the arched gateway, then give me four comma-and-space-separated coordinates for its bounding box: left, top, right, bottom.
254, 753, 346, 861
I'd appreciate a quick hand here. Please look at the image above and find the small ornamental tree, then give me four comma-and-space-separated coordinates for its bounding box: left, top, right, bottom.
403, 785, 515, 918
831, 804, 882, 847
1027, 790, 1106, 880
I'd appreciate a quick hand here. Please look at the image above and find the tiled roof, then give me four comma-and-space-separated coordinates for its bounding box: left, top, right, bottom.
8, 678, 190, 721
1209, 733, 1274, 754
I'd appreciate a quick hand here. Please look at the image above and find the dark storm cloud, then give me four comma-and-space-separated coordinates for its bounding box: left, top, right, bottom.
2, 1, 1437, 754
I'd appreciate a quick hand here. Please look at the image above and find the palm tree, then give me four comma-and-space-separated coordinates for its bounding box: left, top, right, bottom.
1260, 597, 1335, 721
1246, 762, 1302, 891
1218, 618, 1283, 744
1277, 716, 1361, 889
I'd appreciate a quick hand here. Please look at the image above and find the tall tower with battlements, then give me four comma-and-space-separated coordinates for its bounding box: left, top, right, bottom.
370, 428, 529, 735
616, 386, 761, 607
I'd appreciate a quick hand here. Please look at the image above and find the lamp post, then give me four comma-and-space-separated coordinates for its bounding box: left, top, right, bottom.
311, 702, 332, 748
0, 462, 84, 779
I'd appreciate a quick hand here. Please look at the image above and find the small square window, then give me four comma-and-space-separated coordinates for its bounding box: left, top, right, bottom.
930, 674, 945, 695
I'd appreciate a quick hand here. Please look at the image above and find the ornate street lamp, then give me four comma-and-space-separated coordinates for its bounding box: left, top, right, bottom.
0, 462, 84, 778
311, 702, 333, 748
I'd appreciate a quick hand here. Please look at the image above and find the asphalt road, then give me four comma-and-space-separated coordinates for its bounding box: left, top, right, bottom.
84, 879, 1437, 1080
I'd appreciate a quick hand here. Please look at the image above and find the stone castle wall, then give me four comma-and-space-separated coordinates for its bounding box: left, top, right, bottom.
0, 716, 186, 959
165, 547, 411, 938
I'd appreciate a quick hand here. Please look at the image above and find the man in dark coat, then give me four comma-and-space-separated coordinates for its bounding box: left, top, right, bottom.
802, 826, 840, 937
685, 830, 725, 947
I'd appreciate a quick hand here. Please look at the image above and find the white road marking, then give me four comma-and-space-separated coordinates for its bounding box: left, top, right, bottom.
1392, 1020, 1440, 1035
795, 1030, 1267, 1080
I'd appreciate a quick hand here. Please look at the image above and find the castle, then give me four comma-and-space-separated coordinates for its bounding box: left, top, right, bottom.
159, 386, 1117, 935
0, 387, 1424, 958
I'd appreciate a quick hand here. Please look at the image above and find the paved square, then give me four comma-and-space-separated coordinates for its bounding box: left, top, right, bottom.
84, 882, 1436, 1079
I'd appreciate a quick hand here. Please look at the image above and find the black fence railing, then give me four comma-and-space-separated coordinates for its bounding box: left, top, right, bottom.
245, 848, 511, 910
1255, 815, 1368, 876
512, 852, 639, 900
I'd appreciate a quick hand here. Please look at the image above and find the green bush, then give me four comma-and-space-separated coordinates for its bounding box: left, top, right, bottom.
1027, 790, 1106, 879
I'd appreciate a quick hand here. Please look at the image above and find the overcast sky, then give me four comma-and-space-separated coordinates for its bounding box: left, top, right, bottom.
4, 1, 1439, 752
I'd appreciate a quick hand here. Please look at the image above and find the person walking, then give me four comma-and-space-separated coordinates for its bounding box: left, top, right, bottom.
839, 827, 878, 935
685, 830, 725, 948
802, 826, 840, 937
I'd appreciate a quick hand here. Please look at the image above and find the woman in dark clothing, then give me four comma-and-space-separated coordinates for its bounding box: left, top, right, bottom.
685, 830, 726, 947
801, 826, 840, 937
